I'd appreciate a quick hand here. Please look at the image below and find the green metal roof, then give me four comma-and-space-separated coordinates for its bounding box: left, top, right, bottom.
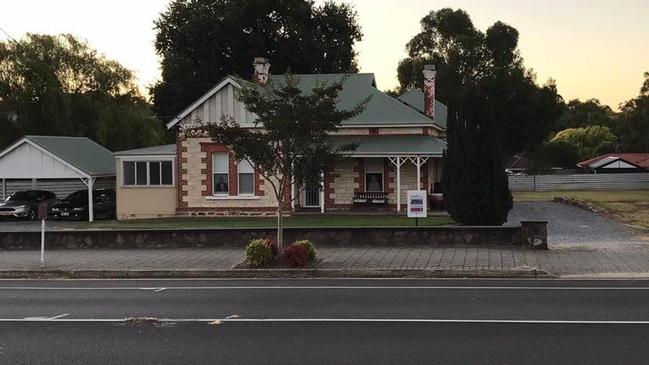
330, 135, 447, 156
263, 74, 438, 126
25, 135, 115, 176
114, 144, 176, 156
397, 89, 448, 128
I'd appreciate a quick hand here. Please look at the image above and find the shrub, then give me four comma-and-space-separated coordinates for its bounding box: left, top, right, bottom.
263, 239, 278, 257
293, 240, 316, 261
245, 239, 273, 267
282, 244, 309, 267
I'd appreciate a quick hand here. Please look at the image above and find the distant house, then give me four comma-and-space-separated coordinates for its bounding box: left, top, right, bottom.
577, 153, 649, 174
113, 58, 448, 219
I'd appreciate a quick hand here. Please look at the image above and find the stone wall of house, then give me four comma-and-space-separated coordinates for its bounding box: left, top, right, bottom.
178, 137, 279, 216
328, 159, 359, 208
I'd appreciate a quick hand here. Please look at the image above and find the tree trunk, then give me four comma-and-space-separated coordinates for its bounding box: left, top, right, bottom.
276, 205, 284, 258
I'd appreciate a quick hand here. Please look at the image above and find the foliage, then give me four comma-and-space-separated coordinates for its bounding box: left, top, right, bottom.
188, 73, 367, 251
550, 126, 616, 160
260, 238, 278, 257
616, 72, 649, 152
152, 0, 362, 119
0, 34, 166, 150
292, 240, 316, 261
282, 243, 309, 267
396, 8, 564, 155
553, 98, 614, 133
245, 239, 274, 267
528, 141, 583, 170
441, 86, 513, 226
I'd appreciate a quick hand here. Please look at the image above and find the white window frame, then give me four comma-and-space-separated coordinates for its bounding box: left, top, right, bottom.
237, 159, 255, 196
120, 157, 175, 188
364, 158, 384, 192
212, 153, 229, 195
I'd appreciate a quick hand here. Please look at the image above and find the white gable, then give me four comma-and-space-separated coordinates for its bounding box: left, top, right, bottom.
601, 160, 638, 169
0, 141, 86, 179
167, 77, 257, 129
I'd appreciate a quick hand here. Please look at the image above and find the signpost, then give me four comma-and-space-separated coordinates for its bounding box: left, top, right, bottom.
407, 190, 427, 226
38, 203, 48, 266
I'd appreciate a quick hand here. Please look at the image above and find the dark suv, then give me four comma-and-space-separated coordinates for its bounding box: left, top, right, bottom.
49, 189, 116, 220
0, 190, 57, 220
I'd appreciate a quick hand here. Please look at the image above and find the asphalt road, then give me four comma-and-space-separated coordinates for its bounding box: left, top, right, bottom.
2, 278, 649, 364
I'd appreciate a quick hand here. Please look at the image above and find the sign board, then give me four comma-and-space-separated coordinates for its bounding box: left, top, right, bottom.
407, 190, 427, 218
37, 203, 48, 221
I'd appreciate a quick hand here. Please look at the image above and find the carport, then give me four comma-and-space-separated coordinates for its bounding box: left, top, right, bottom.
0, 135, 115, 222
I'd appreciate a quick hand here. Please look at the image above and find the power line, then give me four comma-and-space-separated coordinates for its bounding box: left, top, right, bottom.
0, 25, 19, 44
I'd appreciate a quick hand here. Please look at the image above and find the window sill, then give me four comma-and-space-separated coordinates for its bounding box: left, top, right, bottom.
206, 195, 260, 200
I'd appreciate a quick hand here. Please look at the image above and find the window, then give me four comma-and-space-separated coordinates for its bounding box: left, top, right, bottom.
122, 160, 174, 187
213, 153, 229, 194
365, 158, 384, 192
238, 160, 254, 195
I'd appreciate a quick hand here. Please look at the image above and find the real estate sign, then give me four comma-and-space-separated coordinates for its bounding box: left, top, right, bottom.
407, 190, 427, 218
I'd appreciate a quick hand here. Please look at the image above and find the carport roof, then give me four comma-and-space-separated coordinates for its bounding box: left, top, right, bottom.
0, 135, 115, 177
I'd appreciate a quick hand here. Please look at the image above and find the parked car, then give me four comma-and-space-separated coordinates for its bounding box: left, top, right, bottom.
0, 190, 57, 220
49, 189, 116, 220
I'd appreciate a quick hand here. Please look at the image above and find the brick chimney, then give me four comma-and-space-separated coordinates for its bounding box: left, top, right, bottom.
422, 64, 436, 119
252, 57, 270, 85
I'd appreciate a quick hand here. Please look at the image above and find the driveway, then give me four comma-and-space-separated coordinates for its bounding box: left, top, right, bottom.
507, 201, 638, 244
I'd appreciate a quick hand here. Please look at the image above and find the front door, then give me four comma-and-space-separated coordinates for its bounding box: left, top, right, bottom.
303, 184, 320, 208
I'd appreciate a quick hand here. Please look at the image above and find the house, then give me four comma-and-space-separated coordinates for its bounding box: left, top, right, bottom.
577, 153, 649, 174
114, 58, 447, 219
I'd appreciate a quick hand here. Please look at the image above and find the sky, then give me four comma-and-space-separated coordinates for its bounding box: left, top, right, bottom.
1, 0, 648, 109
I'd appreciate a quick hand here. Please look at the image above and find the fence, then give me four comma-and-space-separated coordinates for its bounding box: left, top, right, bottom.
1, 178, 115, 200
509, 173, 649, 192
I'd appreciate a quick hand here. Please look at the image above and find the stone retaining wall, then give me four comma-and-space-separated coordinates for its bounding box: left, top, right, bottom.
0, 223, 547, 250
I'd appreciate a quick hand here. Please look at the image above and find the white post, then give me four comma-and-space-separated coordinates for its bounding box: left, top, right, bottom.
31, 178, 37, 190
396, 157, 401, 212
40, 219, 45, 266
84, 177, 96, 223
320, 171, 325, 213
416, 157, 421, 190
1, 178, 5, 199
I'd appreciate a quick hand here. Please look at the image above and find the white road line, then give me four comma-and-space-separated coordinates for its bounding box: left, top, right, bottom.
0, 286, 649, 290
3, 318, 649, 325
48, 313, 69, 320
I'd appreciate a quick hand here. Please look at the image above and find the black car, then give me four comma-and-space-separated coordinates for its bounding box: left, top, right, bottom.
0, 190, 57, 220
49, 189, 116, 220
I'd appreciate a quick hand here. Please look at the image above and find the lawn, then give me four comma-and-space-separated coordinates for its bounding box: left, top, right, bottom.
71, 215, 453, 230
513, 190, 649, 229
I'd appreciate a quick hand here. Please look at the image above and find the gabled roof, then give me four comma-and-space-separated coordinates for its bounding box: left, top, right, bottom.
330, 135, 447, 156
578, 153, 649, 169
0, 135, 115, 177
114, 144, 177, 157
397, 89, 448, 128
166, 73, 446, 130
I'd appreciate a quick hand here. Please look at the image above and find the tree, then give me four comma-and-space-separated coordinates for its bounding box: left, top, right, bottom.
441, 85, 513, 226
528, 141, 583, 170
617, 72, 649, 152
553, 98, 614, 133
0, 34, 166, 150
550, 126, 617, 160
396, 9, 564, 156
183, 74, 367, 252
152, 0, 362, 120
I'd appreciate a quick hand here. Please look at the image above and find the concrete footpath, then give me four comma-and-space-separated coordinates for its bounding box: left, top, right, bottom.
2, 241, 649, 278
